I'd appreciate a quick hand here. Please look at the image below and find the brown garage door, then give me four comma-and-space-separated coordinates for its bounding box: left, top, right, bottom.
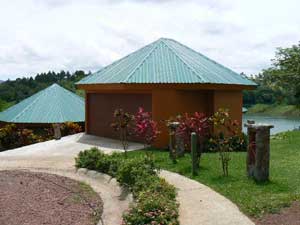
87, 93, 152, 141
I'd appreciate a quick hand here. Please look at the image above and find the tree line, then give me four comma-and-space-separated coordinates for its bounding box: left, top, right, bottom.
0, 70, 90, 111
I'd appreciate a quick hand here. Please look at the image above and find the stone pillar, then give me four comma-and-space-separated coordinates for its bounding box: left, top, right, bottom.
244, 122, 274, 182
167, 122, 185, 161
53, 123, 62, 140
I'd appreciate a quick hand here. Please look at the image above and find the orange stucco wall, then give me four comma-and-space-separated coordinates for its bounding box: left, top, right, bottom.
152, 89, 213, 148
212, 90, 243, 125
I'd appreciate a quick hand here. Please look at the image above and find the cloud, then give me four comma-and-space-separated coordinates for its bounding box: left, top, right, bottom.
0, 0, 300, 80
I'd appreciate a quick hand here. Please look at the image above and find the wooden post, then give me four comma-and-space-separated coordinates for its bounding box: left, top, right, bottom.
191, 132, 198, 176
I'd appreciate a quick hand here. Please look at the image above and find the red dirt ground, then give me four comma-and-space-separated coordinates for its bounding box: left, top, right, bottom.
0, 170, 103, 225
254, 201, 300, 225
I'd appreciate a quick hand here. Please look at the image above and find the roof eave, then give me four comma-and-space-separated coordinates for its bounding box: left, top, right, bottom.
77, 82, 257, 91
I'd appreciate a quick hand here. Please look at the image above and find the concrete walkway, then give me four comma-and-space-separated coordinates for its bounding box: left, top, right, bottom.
0, 133, 254, 225
161, 171, 254, 225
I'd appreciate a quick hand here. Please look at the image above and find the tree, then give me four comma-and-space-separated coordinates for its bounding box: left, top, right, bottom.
269, 43, 300, 105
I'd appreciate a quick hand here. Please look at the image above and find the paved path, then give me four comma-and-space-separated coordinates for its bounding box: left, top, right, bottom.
0, 133, 254, 225
161, 170, 254, 225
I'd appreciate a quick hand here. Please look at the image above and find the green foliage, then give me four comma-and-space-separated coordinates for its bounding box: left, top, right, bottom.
0, 99, 13, 112
61, 122, 83, 136
0, 124, 41, 150
206, 132, 248, 152
247, 104, 300, 117
244, 42, 300, 106
123, 190, 179, 225
75, 148, 179, 225
127, 131, 300, 217
116, 156, 158, 188
0, 70, 89, 107
75, 147, 111, 171
209, 108, 243, 176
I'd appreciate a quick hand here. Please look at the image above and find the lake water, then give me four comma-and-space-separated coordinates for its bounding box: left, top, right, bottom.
242, 114, 300, 135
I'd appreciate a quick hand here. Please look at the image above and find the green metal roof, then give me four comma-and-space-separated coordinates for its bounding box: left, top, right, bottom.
78, 38, 256, 86
0, 84, 84, 123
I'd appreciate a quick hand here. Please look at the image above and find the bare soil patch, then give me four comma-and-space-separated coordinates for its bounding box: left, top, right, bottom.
0, 170, 103, 225
254, 201, 300, 225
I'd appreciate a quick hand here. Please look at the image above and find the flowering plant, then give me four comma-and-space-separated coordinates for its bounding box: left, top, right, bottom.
209, 108, 242, 176
134, 107, 160, 147
111, 109, 134, 153
175, 112, 210, 151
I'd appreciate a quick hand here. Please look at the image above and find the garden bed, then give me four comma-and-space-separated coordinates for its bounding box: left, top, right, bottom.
0, 170, 103, 225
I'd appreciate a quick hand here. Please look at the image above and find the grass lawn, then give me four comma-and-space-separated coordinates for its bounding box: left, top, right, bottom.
247, 104, 300, 117
127, 131, 300, 217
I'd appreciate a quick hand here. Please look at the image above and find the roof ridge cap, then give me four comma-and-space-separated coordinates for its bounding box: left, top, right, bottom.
161, 40, 204, 82
123, 40, 162, 83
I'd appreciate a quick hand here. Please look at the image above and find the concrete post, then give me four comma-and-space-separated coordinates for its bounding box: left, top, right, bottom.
244, 122, 274, 182
53, 123, 62, 140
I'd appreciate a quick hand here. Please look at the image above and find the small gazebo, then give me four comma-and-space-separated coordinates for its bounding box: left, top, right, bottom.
0, 84, 85, 128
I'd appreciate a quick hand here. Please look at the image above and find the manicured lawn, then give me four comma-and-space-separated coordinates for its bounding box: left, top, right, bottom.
127, 131, 300, 217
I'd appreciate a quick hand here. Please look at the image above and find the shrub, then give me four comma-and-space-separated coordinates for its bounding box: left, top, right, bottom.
134, 107, 160, 147
61, 122, 82, 136
123, 190, 179, 225
0, 124, 40, 150
116, 156, 158, 187
175, 112, 210, 151
75, 147, 108, 171
0, 124, 19, 149
206, 132, 248, 152
75, 148, 179, 225
132, 175, 176, 200
209, 108, 243, 176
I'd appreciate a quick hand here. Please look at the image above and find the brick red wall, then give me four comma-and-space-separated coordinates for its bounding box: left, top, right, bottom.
87, 93, 152, 141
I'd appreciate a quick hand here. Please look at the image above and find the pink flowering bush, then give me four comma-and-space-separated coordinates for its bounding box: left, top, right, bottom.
175, 112, 210, 151
134, 107, 160, 147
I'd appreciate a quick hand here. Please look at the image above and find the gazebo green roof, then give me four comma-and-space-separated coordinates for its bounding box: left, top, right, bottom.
78, 38, 256, 86
0, 84, 84, 123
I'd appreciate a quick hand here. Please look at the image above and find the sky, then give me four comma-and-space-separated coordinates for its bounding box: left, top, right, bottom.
0, 0, 300, 80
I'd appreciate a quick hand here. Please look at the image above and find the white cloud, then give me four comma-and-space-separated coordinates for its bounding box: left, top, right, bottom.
0, 0, 300, 80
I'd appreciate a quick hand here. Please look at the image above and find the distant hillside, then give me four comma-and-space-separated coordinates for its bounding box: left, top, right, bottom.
0, 70, 91, 111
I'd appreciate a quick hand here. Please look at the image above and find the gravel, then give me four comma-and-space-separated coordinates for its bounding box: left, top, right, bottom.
0, 170, 103, 225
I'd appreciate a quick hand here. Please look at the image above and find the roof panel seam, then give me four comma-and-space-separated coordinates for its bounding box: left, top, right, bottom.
123, 41, 162, 83
161, 40, 205, 83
